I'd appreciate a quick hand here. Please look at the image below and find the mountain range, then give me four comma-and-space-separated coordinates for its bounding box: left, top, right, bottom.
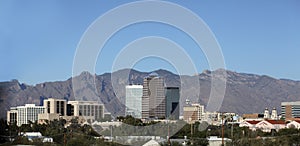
1, 69, 300, 119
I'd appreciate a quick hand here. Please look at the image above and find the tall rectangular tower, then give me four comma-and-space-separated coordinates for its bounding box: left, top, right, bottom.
142, 73, 165, 119
165, 87, 180, 120
125, 85, 143, 118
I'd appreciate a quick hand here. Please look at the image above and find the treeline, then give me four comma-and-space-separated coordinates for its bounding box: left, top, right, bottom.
0, 118, 123, 146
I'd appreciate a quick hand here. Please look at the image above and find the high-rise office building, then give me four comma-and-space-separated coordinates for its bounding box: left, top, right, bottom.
7, 104, 45, 126
142, 73, 165, 119
125, 85, 143, 118
281, 101, 300, 119
165, 87, 180, 120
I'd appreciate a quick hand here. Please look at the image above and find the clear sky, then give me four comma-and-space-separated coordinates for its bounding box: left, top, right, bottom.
0, 0, 299, 85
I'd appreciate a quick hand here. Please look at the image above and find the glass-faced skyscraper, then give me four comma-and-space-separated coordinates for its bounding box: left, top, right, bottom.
142, 73, 165, 119
165, 87, 180, 120
125, 85, 143, 118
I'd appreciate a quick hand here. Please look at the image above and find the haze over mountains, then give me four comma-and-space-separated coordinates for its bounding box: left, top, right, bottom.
1, 69, 300, 119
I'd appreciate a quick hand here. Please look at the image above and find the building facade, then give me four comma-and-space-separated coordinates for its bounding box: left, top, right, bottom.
165, 87, 180, 120
43, 98, 67, 116
7, 107, 17, 125
7, 104, 45, 126
281, 101, 300, 120
142, 73, 165, 119
183, 103, 204, 123
125, 85, 143, 118
67, 101, 104, 122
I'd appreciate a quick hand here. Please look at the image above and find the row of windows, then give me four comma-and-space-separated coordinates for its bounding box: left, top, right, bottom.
78, 105, 103, 117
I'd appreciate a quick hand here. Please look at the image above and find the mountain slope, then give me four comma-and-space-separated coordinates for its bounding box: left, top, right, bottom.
1, 69, 300, 119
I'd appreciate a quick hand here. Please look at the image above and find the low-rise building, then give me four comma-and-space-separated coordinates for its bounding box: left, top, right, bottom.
286, 120, 300, 129
207, 136, 231, 146
239, 120, 261, 131
38, 99, 105, 124
7, 104, 45, 126
22, 132, 53, 143
255, 120, 286, 132
68, 100, 104, 122
183, 103, 204, 123
240, 119, 286, 132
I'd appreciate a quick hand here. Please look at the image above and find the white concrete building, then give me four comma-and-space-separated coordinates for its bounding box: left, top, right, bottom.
264, 108, 270, 119
7, 107, 17, 125
286, 120, 300, 129
7, 104, 45, 126
125, 85, 143, 119
207, 136, 231, 146
271, 107, 278, 120
240, 119, 286, 132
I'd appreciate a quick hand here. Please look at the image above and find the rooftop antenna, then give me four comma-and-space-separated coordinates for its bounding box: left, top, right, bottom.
185, 99, 190, 105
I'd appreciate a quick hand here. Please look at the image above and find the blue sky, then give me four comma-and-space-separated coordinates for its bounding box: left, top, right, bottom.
0, 0, 299, 85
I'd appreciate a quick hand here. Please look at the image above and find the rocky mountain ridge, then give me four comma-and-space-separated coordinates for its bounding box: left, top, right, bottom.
1, 69, 300, 119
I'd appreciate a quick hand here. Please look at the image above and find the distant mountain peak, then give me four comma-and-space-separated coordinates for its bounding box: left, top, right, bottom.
1, 68, 300, 119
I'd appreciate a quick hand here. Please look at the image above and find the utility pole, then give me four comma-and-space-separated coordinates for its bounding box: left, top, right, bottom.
221, 113, 224, 146
231, 122, 233, 139
110, 125, 112, 142
64, 133, 66, 146
168, 118, 170, 146
9, 122, 11, 142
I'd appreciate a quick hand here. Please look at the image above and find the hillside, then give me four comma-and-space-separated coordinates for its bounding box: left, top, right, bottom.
1, 69, 300, 119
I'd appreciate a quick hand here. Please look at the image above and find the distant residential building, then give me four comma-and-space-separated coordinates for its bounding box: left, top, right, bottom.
281, 101, 300, 120
125, 85, 143, 119
7, 104, 45, 126
67, 101, 104, 122
142, 73, 165, 119
183, 103, 204, 123
165, 87, 180, 120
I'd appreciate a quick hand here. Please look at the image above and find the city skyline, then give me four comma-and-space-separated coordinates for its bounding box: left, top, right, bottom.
0, 0, 299, 85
